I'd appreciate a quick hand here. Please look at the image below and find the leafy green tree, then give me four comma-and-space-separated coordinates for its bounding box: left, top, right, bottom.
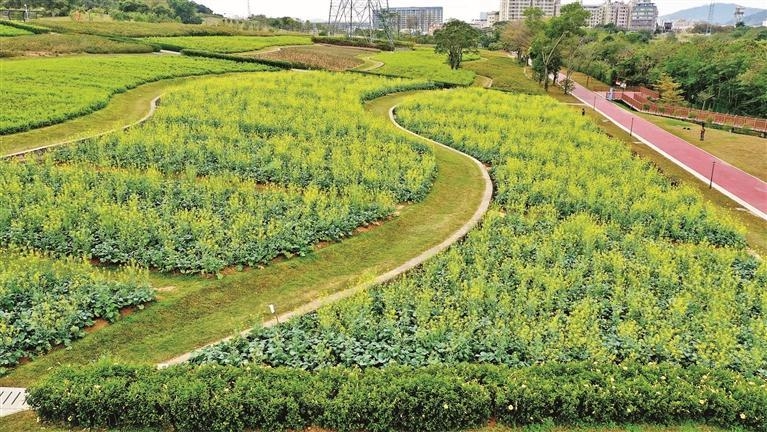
529, 3, 588, 90
168, 0, 202, 24
434, 20, 481, 70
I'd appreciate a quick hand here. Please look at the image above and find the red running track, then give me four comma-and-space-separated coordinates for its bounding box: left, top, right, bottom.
560, 74, 767, 220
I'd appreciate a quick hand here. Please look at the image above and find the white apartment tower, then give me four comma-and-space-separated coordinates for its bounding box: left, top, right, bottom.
500, 0, 562, 22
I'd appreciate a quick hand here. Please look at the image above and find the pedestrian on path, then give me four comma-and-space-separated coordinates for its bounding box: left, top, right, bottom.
700, 124, 706, 141
582, 108, 585, 116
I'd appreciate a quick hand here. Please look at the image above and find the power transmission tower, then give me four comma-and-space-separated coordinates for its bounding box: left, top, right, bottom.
327, 0, 394, 46
706, 1, 715, 34
734, 5, 745, 26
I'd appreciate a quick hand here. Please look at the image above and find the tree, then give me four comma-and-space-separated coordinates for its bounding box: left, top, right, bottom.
527, 3, 589, 91
434, 20, 481, 70
501, 20, 534, 64
656, 74, 684, 105
168, 0, 202, 24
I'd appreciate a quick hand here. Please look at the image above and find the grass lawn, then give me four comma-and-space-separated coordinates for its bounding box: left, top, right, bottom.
463, 52, 766, 255
0, 88, 486, 389
465, 50, 545, 95
369, 47, 476, 85
628, 111, 766, 181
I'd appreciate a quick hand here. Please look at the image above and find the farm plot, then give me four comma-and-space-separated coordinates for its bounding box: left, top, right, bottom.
369, 47, 477, 85
0, 55, 273, 134
142, 35, 312, 53
0, 33, 154, 57
1, 72, 439, 273
32, 19, 266, 37
192, 88, 766, 377
0, 250, 153, 369
253, 44, 373, 71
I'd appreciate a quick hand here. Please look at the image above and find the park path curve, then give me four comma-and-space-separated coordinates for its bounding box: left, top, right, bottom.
2, 96, 162, 159
559, 73, 767, 220
158, 99, 494, 367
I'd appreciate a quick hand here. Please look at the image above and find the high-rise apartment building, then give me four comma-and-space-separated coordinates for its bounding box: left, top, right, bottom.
582, 0, 654, 29
380, 6, 444, 35
499, 0, 561, 22
628, 1, 658, 31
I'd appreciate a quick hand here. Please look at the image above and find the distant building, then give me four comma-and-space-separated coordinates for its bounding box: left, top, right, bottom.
499, 0, 561, 22
628, 1, 658, 31
581, 1, 630, 28
582, 4, 603, 27
582, 0, 655, 30
472, 10, 500, 29
762, 19, 767, 27
380, 6, 443, 35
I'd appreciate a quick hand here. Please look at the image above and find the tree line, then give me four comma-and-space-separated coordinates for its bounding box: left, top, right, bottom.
1, 0, 211, 23
477, 3, 766, 118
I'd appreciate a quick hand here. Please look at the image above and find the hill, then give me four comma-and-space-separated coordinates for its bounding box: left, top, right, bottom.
743, 9, 767, 25
660, 3, 765, 24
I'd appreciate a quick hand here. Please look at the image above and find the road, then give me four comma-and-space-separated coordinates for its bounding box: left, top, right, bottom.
560, 73, 767, 221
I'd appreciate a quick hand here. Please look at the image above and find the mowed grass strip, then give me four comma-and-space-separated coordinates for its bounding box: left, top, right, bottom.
142, 35, 312, 53
0, 90, 486, 388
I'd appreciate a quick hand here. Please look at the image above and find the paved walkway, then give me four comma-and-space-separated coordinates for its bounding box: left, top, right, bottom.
560, 73, 767, 220
0, 388, 28, 417
158, 100, 494, 367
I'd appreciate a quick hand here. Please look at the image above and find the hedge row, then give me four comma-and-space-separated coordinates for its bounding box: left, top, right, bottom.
0, 19, 50, 34
312, 36, 413, 52
180, 49, 311, 70
29, 362, 766, 432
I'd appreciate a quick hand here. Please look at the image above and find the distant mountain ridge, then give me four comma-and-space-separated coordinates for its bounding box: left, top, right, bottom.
660, 3, 765, 25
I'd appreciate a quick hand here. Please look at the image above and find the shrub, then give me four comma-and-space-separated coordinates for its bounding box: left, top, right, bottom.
28, 362, 767, 432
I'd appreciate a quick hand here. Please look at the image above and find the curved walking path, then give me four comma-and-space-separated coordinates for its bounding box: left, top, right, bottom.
158, 96, 493, 367
3, 96, 161, 159
559, 73, 767, 220
0, 88, 491, 391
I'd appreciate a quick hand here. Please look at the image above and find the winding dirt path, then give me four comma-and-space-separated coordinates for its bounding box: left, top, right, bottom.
157, 95, 493, 367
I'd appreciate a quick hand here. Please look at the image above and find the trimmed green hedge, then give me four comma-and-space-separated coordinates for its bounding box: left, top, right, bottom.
0, 19, 50, 34
29, 362, 766, 432
312, 36, 413, 52
180, 49, 309, 70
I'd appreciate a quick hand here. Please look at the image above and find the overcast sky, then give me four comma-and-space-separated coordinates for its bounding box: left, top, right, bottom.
197, 1, 767, 21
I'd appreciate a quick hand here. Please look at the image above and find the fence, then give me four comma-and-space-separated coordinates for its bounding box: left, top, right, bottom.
618, 91, 767, 134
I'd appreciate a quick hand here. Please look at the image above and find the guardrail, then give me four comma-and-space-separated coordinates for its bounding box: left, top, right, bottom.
617, 91, 767, 134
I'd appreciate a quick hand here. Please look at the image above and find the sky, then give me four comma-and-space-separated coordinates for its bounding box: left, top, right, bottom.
197, 1, 767, 21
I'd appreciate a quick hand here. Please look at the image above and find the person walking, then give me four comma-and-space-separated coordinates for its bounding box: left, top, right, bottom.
581, 108, 585, 116
700, 124, 706, 141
